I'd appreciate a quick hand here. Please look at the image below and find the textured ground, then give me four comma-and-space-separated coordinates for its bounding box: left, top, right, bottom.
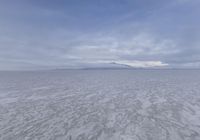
0, 70, 200, 140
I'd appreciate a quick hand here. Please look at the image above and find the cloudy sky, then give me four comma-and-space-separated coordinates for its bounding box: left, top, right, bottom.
0, 0, 200, 70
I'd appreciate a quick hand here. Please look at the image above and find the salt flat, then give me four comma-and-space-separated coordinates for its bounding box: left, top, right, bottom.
0, 70, 200, 140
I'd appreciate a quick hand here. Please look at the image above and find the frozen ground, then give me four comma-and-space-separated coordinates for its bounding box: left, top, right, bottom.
0, 70, 200, 140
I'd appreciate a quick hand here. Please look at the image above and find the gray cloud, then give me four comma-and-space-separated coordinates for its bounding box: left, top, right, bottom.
0, 0, 200, 70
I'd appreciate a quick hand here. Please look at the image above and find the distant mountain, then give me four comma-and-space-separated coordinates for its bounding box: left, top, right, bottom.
52, 61, 169, 70
109, 62, 133, 68
81, 62, 135, 70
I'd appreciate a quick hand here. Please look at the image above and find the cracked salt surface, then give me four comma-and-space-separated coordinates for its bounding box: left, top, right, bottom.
0, 70, 200, 140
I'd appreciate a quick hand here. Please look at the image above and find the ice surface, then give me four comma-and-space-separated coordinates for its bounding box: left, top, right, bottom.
0, 70, 200, 140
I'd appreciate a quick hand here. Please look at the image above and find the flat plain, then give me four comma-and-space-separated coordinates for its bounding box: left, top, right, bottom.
0, 70, 200, 140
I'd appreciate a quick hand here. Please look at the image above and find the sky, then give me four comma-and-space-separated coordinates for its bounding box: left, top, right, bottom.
0, 0, 200, 70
